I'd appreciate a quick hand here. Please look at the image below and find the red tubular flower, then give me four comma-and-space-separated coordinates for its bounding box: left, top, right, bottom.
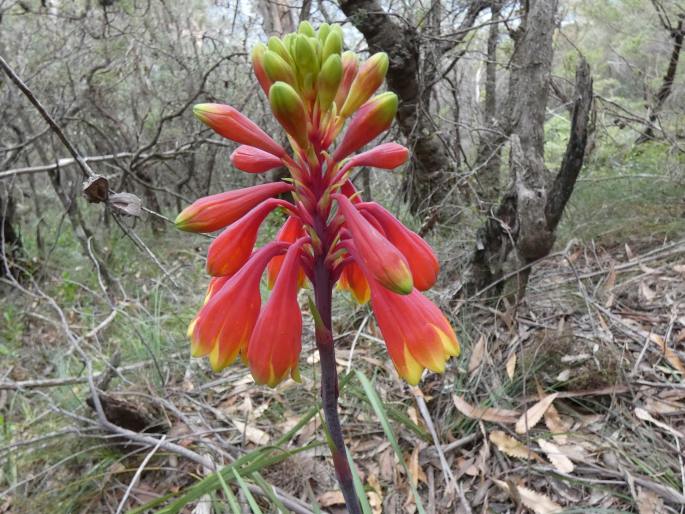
339, 52, 389, 118
248, 241, 305, 387
206, 199, 284, 276
340, 180, 362, 204
359, 203, 439, 291
337, 260, 370, 304
267, 216, 306, 289
347, 143, 409, 170
193, 103, 286, 157
231, 145, 284, 173
189, 243, 286, 371
368, 279, 460, 385
176, 182, 292, 233
332, 93, 398, 163
335, 194, 413, 294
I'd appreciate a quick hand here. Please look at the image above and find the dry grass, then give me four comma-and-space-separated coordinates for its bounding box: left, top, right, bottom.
1, 234, 684, 514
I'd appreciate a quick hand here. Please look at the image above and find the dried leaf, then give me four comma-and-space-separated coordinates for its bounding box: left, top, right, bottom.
453, 395, 520, 424
544, 404, 571, 444
232, 420, 270, 445
644, 396, 684, 416
468, 335, 486, 376
506, 354, 517, 380
489, 430, 542, 461
516, 393, 559, 434
537, 438, 575, 473
635, 407, 685, 438
649, 334, 685, 375
636, 487, 665, 514
108, 191, 143, 217
639, 281, 656, 302
406, 445, 427, 486
317, 490, 345, 507
493, 479, 563, 514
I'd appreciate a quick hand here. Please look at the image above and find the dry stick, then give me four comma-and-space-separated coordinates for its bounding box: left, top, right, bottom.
0, 55, 96, 180
115, 434, 167, 514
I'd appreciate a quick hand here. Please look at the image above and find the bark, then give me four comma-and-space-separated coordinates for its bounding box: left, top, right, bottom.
465, 0, 594, 302
474, 3, 504, 207
0, 190, 23, 278
636, 13, 684, 143
257, 0, 296, 37
339, 0, 488, 215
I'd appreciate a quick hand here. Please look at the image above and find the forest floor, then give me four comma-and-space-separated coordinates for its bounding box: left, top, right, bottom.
1, 225, 685, 514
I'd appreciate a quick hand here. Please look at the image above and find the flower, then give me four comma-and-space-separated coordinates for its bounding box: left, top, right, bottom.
189, 242, 286, 371
337, 260, 370, 304
247, 240, 305, 386
368, 279, 460, 385
335, 193, 413, 294
339, 52, 389, 118
359, 202, 439, 290
267, 215, 306, 289
231, 145, 284, 174
175, 182, 291, 233
206, 198, 284, 276
193, 103, 286, 157
332, 93, 399, 162
269, 81, 310, 149
346, 143, 409, 170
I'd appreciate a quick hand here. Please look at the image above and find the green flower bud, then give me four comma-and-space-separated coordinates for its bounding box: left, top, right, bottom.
322, 30, 342, 62
317, 22, 331, 43
317, 54, 343, 112
268, 36, 294, 67
263, 50, 297, 87
298, 20, 315, 37
269, 82, 309, 149
340, 52, 389, 118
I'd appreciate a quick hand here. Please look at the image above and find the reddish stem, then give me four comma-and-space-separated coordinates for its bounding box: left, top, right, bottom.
312, 221, 362, 514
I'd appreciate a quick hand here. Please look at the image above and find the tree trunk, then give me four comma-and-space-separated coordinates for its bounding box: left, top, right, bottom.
0, 189, 23, 279
465, 0, 594, 303
340, 0, 488, 216
474, 3, 504, 208
636, 14, 684, 143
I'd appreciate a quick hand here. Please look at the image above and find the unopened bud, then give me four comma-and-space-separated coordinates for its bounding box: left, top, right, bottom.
335, 51, 359, 111
298, 20, 316, 37
251, 43, 272, 95
263, 50, 297, 87
317, 54, 343, 112
322, 30, 342, 62
268, 36, 295, 66
269, 81, 310, 149
340, 52, 389, 118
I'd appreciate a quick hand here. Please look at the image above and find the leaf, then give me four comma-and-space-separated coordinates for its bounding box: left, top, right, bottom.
82, 175, 109, 203
108, 191, 142, 217
453, 395, 520, 424
639, 281, 656, 302
317, 491, 345, 507
489, 430, 542, 461
506, 354, 517, 380
537, 438, 575, 473
468, 335, 486, 376
634, 407, 685, 438
516, 393, 559, 434
544, 404, 571, 444
493, 479, 562, 514
649, 334, 685, 375
636, 487, 665, 514
232, 420, 270, 445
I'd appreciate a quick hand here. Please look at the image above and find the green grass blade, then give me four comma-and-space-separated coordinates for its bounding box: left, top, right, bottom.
232, 469, 263, 514
250, 472, 288, 513
348, 450, 373, 514
356, 370, 427, 514
216, 468, 242, 514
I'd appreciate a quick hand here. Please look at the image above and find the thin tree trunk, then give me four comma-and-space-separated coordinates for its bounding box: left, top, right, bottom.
465, 0, 593, 303
340, 0, 488, 216
636, 14, 684, 143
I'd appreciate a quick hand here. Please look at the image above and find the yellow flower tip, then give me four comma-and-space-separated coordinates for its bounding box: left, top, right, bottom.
187, 318, 197, 339
192, 103, 215, 124
401, 346, 424, 386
